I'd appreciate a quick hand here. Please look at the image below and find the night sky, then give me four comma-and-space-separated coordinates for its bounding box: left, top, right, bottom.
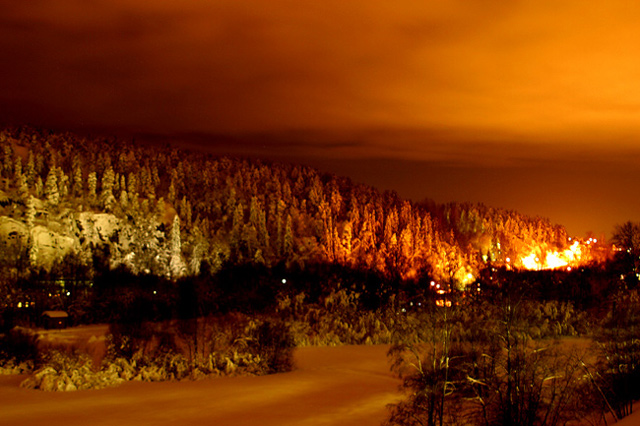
2, 1, 640, 237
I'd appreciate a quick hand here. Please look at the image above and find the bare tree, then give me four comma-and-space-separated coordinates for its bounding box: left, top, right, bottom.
612, 221, 640, 286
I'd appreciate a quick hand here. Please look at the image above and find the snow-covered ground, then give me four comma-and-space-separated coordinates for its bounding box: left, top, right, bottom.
614, 407, 640, 426
0, 344, 401, 426
2, 337, 640, 426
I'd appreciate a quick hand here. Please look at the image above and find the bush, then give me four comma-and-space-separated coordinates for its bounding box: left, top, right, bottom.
250, 320, 295, 374
592, 290, 640, 420
0, 327, 38, 367
386, 297, 595, 426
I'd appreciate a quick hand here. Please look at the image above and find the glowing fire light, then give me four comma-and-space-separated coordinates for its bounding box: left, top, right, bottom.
436, 299, 452, 307
520, 241, 583, 271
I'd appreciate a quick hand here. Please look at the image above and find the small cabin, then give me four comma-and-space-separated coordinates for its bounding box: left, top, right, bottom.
42, 310, 69, 329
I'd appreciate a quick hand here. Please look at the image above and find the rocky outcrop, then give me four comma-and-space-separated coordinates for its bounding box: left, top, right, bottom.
30, 226, 76, 269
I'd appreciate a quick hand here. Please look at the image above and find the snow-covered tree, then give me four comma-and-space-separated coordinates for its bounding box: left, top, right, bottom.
3, 144, 13, 180
16, 172, 29, 202
169, 214, 186, 278
13, 157, 22, 180
44, 168, 59, 207
87, 172, 97, 200
100, 166, 116, 211
119, 189, 128, 209
25, 151, 36, 187
72, 155, 83, 196
35, 176, 43, 198
25, 195, 36, 228
284, 214, 294, 256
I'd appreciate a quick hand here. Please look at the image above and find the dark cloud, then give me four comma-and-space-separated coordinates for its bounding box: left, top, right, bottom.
1, 0, 640, 235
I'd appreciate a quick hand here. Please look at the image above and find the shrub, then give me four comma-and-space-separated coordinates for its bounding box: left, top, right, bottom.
0, 327, 38, 367
250, 320, 295, 374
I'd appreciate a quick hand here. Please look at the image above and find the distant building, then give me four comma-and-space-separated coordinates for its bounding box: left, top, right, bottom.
41, 310, 69, 329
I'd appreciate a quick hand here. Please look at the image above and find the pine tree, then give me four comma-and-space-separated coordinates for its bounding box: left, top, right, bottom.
230, 203, 244, 257
119, 189, 128, 209
71, 155, 82, 196
35, 176, 43, 198
16, 173, 29, 202
13, 156, 22, 181
258, 208, 270, 251
87, 172, 97, 200
167, 179, 176, 205
25, 151, 36, 187
284, 214, 294, 256
44, 168, 59, 207
25, 195, 36, 228
179, 196, 192, 227
57, 168, 69, 200
100, 166, 116, 210
3, 144, 13, 180
169, 214, 186, 278
127, 172, 138, 197
127, 172, 139, 211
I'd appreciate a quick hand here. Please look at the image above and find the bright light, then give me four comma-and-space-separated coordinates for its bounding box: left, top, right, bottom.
519, 241, 583, 271
521, 253, 539, 270
281, 279, 287, 284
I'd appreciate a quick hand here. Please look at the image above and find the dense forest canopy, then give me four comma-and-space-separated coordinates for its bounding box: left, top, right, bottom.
0, 126, 608, 290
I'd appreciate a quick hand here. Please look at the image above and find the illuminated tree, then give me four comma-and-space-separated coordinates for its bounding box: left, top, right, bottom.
119, 189, 128, 209
25, 151, 36, 187
71, 155, 83, 196
179, 196, 192, 228
100, 166, 116, 210
230, 203, 244, 258
56, 167, 69, 200
87, 171, 97, 200
283, 214, 294, 256
16, 171, 29, 203
34, 176, 43, 198
25, 195, 36, 228
3, 144, 13, 181
169, 214, 186, 278
44, 167, 59, 207
127, 172, 138, 197
167, 178, 177, 204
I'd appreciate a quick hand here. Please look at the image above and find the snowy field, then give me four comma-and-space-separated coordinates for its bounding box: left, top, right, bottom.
0, 344, 401, 426
2, 333, 640, 426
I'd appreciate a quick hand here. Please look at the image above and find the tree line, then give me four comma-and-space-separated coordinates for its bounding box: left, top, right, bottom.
0, 126, 602, 290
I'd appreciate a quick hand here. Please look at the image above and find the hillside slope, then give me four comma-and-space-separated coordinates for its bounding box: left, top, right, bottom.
0, 127, 604, 288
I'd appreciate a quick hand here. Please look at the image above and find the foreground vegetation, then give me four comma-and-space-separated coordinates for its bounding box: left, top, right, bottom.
383, 284, 640, 426
0, 248, 638, 426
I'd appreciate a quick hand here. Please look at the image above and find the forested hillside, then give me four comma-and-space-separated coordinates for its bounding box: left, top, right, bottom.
0, 126, 601, 289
